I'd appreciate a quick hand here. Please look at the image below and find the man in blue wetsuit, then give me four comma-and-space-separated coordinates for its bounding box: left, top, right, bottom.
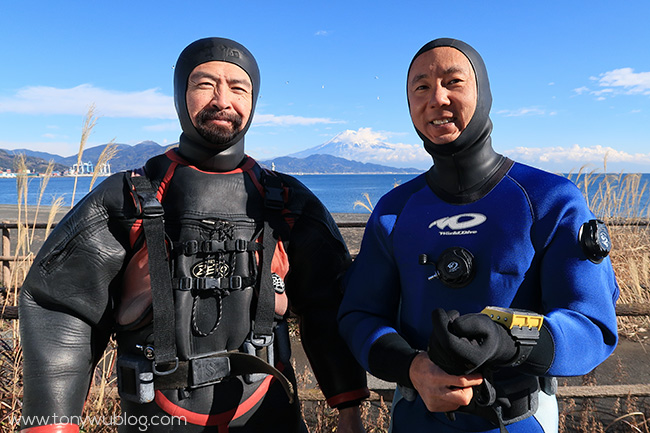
338, 38, 619, 432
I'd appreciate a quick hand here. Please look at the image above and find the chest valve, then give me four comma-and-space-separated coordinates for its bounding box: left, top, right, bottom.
420, 246, 476, 288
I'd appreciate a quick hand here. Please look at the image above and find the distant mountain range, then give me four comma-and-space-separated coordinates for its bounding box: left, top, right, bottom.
258, 154, 419, 174
1, 141, 171, 174
0, 131, 426, 175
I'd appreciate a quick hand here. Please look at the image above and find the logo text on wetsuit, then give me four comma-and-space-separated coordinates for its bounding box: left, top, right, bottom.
429, 213, 487, 235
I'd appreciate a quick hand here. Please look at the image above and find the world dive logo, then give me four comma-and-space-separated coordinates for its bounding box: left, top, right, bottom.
429, 213, 487, 235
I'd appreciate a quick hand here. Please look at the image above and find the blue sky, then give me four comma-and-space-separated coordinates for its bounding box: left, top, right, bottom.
1, 1, 649, 172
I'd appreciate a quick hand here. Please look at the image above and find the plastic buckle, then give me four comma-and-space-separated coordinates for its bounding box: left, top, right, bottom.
178, 277, 193, 291
190, 354, 231, 388
235, 239, 247, 252
197, 277, 220, 291
202, 240, 220, 253
184, 240, 199, 255
140, 194, 164, 218
230, 275, 242, 290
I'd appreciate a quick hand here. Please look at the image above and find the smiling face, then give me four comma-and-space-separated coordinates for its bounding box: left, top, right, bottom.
186, 61, 253, 146
407, 46, 477, 146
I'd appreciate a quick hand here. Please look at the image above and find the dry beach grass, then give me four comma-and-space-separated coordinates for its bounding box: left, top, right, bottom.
1, 114, 650, 431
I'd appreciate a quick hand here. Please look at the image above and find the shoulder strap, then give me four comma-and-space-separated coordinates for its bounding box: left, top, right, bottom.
129, 174, 178, 376
248, 169, 288, 349
250, 220, 277, 347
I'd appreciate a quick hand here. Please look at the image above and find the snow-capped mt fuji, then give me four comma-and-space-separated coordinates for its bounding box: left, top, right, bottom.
288, 128, 430, 169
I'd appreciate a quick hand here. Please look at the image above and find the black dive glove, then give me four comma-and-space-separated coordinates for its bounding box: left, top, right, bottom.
428, 308, 518, 375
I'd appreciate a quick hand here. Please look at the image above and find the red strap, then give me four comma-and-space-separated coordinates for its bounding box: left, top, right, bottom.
21, 424, 79, 433
166, 149, 256, 175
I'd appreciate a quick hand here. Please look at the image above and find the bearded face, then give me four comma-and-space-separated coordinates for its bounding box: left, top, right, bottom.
185, 61, 253, 148
194, 106, 243, 145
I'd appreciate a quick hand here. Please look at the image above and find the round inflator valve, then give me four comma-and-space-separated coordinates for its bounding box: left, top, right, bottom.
436, 247, 475, 288
579, 219, 611, 264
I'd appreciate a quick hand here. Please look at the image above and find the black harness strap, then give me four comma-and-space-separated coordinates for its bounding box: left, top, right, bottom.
250, 220, 277, 348
249, 170, 288, 349
130, 175, 178, 375
126, 165, 291, 392
154, 351, 295, 403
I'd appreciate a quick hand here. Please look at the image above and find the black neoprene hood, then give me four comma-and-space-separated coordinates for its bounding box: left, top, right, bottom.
409, 38, 508, 201
174, 37, 261, 150
407, 38, 493, 158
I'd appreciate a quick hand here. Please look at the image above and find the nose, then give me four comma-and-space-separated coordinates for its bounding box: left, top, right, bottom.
429, 84, 450, 108
210, 85, 232, 110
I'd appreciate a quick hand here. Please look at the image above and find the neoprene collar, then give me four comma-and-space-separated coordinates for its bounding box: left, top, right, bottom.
408, 38, 508, 203
174, 37, 260, 172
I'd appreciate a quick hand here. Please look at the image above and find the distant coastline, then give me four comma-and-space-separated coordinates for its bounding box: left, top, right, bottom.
0, 171, 423, 178
1, 143, 427, 176
0, 173, 104, 178
276, 171, 423, 175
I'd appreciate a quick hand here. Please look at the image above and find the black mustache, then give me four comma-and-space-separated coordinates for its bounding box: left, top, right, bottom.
198, 109, 240, 123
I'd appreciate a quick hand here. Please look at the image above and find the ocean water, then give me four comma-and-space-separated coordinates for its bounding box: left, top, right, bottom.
1, 172, 650, 215
0, 173, 420, 214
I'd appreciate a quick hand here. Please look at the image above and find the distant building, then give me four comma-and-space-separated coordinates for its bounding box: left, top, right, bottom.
70, 161, 111, 176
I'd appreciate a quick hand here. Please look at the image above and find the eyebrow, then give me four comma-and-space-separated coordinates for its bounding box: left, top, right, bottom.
409, 65, 469, 86
189, 71, 251, 88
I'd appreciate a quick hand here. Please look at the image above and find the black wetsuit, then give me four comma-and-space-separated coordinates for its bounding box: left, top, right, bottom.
19, 37, 368, 433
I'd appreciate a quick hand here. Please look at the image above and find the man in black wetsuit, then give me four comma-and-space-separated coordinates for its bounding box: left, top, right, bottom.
19, 37, 369, 433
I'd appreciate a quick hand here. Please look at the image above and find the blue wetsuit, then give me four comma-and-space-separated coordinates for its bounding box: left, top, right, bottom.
338, 38, 619, 433
339, 162, 619, 432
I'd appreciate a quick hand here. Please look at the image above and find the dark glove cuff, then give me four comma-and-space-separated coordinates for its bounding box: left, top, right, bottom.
368, 332, 420, 387
517, 323, 555, 375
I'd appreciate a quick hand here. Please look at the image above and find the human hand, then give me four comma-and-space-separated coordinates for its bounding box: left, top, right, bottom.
409, 352, 483, 413
337, 405, 366, 433
428, 309, 518, 374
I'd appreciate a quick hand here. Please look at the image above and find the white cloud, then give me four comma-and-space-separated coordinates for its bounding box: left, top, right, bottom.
505, 144, 650, 166
496, 107, 548, 117
252, 113, 344, 126
333, 127, 388, 143
592, 88, 614, 97
598, 68, 650, 94
315, 30, 330, 36
0, 85, 343, 129
579, 68, 650, 99
0, 84, 176, 119
573, 86, 590, 95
